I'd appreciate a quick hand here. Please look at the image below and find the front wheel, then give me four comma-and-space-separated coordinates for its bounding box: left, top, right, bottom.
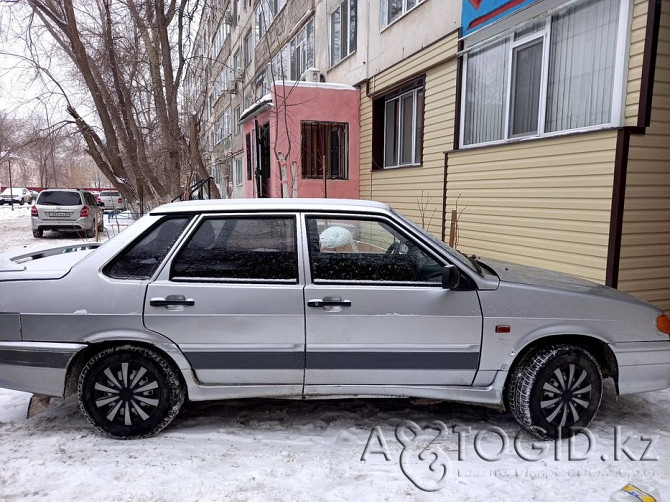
507, 344, 603, 439
78, 345, 185, 438
32, 229, 43, 238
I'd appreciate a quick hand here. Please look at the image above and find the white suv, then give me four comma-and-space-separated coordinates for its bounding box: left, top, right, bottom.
97, 190, 127, 211
0, 187, 33, 205
31, 189, 103, 238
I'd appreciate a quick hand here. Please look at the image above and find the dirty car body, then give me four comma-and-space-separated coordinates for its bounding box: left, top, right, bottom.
0, 199, 669, 439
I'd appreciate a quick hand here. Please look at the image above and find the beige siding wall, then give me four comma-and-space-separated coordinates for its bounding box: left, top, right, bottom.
446, 132, 619, 283
619, 5, 670, 312
359, 34, 459, 237
625, 0, 649, 125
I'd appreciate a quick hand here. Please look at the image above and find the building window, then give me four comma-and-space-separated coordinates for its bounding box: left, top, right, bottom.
244, 31, 253, 67
289, 18, 314, 80
380, 0, 423, 28
233, 49, 241, 74
256, 0, 286, 40
462, 0, 623, 147
372, 79, 424, 169
301, 121, 349, 180
234, 106, 241, 135
235, 157, 244, 186
330, 0, 357, 66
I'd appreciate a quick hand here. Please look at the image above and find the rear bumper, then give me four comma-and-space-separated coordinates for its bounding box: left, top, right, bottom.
32, 216, 93, 231
0, 342, 85, 397
610, 341, 670, 394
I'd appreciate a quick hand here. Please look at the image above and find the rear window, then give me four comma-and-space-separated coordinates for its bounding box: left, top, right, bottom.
37, 191, 82, 206
100, 191, 120, 197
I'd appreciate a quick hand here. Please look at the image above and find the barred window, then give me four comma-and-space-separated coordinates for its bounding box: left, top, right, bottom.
301, 122, 348, 180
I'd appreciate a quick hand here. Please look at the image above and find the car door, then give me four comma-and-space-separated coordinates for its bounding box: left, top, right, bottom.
302, 213, 483, 392
143, 213, 305, 390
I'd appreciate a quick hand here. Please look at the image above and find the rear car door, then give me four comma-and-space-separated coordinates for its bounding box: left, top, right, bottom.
143, 213, 305, 390
302, 213, 483, 391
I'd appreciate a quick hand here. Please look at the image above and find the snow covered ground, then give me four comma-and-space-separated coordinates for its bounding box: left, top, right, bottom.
0, 206, 668, 501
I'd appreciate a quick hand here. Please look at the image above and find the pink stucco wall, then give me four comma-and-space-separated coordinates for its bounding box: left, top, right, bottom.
241, 82, 360, 199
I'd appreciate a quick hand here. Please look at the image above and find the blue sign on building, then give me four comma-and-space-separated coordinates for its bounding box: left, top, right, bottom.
462, 0, 540, 36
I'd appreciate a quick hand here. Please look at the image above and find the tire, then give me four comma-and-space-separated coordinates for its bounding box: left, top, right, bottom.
508, 344, 603, 439
85, 226, 95, 238
19, 199, 24, 205
78, 345, 185, 439
32, 229, 43, 238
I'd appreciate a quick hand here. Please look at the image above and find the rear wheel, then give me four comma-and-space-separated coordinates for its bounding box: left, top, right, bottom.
508, 344, 603, 439
85, 226, 95, 238
78, 345, 185, 439
32, 229, 43, 238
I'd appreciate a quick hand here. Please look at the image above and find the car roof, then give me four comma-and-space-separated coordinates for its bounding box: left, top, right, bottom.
152, 198, 392, 214
40, 188, 85, 192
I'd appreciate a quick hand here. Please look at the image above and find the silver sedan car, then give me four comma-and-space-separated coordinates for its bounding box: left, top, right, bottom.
0, 199, 669, 439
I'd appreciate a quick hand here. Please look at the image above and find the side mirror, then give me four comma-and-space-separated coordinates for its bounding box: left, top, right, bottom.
442, 265, 460, 290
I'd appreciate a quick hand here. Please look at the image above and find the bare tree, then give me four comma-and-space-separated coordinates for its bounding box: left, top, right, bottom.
12, 0, 219, 209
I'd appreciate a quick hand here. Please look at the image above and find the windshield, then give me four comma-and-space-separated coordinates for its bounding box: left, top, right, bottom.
37, 191, 82, 206
391, 208, 481, 275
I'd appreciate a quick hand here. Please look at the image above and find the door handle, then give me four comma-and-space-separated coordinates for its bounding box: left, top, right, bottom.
307, 299, 352, 308
150, 296, 195, 307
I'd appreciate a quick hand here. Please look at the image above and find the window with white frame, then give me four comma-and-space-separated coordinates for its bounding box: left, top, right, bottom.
244, 31, 253, 67
289, 18, 314, 80
330, 0, 357, 66
462, 0, 624, 147
380, 0, 423, 28
256, 0, 286, 40
375, 80, 424, 169
235, 157, 244, 186
211, 23, 230, 59
234, 106, 241, 135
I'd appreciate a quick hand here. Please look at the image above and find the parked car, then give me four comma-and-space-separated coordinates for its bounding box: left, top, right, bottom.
0, 187, 33, 205
97, 190, 126, 211
31, 188, 104, 238
0, 199, 669, 439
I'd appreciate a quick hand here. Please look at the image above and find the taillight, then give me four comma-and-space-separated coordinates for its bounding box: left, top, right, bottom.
80, 206, 90, 218
117, 197, 123, 204
657, 314, 670, 335
31, 205, 38, 217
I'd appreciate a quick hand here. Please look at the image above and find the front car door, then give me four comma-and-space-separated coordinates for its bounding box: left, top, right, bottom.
302, 212, 483, 394
143, 213, 305, 394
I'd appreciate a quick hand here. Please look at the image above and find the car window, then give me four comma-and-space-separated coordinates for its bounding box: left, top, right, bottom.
37, 191, 83, 206
171, 217, 298, 282
104, 217, 191, 280
306, 217, 444, 284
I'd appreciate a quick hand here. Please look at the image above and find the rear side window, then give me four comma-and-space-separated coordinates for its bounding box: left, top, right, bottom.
37, 192, 82, 206
171, 217, 298, 282
104, 217, 191, 280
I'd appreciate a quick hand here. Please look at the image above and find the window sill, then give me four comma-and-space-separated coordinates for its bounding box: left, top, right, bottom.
458, 123, 620, 151
380, 1, 427, 34
329, 50, 357, 71
372, 163, 423, 172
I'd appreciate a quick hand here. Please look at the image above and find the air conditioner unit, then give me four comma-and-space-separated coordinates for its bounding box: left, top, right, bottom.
227, 81, 238, 94
224, 9, 233, 25
234, 69, 244, 82
300, 67, 323, 83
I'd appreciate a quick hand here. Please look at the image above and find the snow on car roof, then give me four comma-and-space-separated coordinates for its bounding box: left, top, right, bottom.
152, 198, 391, 214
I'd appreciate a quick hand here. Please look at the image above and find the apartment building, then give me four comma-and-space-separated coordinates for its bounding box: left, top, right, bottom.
185, 0, 459, 199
